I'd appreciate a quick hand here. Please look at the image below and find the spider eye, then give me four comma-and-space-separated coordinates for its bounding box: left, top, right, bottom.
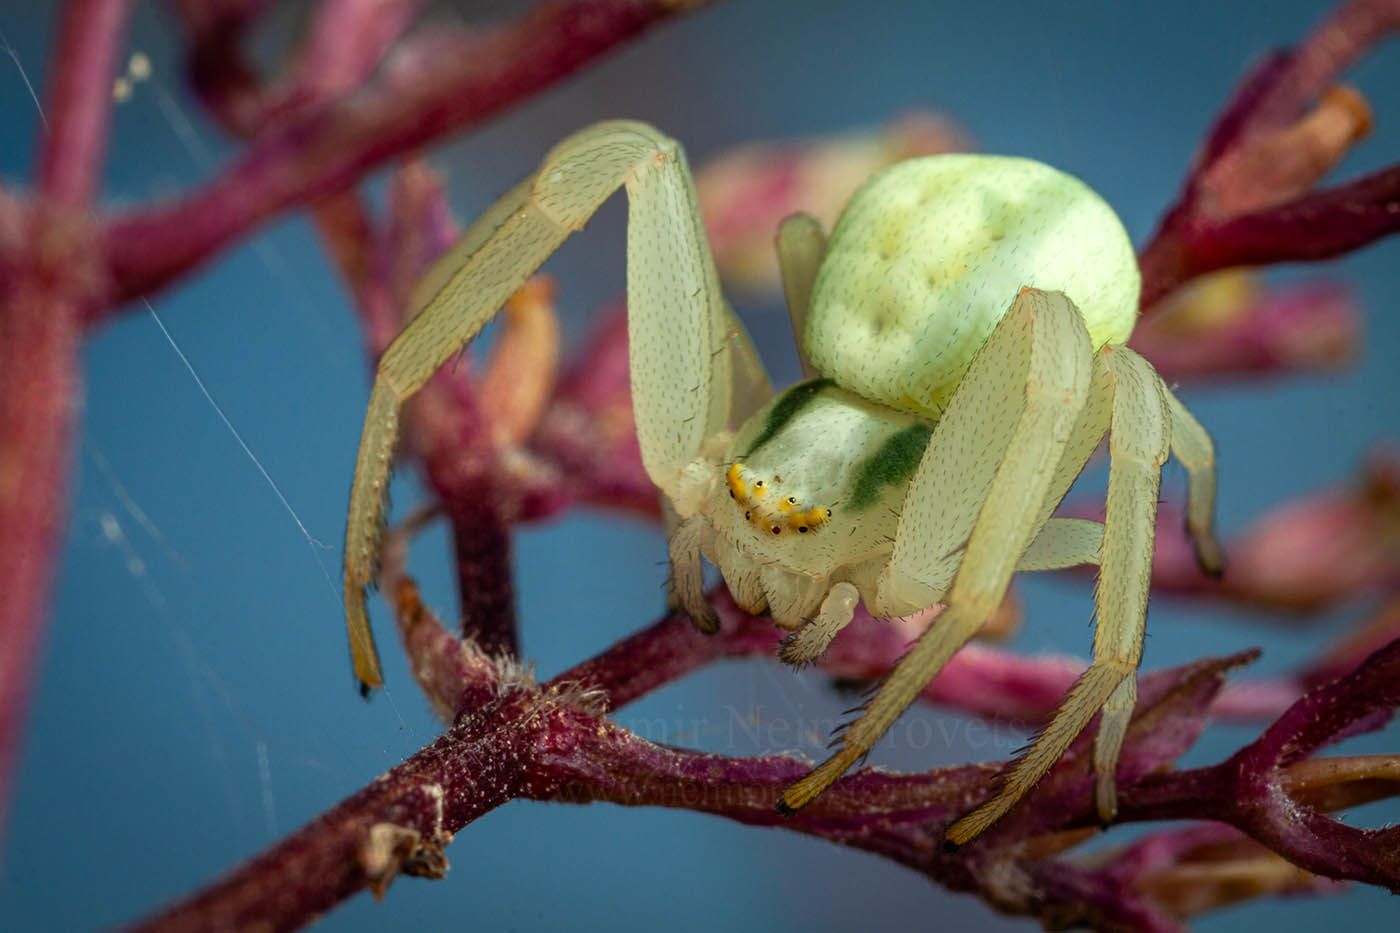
787, 496, 797, 504
744, 511, 751, 520
755, 480, 764, 488
770, 526, 781, 535
797, 526, 808, 534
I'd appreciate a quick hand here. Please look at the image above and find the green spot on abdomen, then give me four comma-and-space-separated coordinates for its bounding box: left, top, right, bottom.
849, 423, 934, 510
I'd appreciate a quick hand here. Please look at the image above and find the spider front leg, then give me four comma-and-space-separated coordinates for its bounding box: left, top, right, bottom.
343, 121, 765, 690
777, 582, 860, 666
946, 346, 1172, 845
775, 212, 826, 378
778, 288, 1096, 813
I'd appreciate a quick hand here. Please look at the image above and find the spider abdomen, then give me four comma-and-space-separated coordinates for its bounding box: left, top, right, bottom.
804, 154, 1140, 418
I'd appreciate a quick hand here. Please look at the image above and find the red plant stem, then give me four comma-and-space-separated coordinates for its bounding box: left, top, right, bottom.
175, 0, 424, 137
557, 589, 1302, 725
287, 0, 427, 117
443, 492, 519, 656
1187, 165, 1400, 266
1121, 644, 1400, 889
1197, 1, 1399, 166
36, 0, 132, 205
0, 0, 131, 845
169, 0, 271, 135
1142, 165, 1400, 306
126, 615, 1400, 931
127, 716, 524, 933
1138, 0, 1400, 309
96, 0, 715, 315
0, 283, 84, 849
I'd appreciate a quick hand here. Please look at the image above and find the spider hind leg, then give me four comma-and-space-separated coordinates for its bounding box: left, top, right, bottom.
945, 346, 1172, 844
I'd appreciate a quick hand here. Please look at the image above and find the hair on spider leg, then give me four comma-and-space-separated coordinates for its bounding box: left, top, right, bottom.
826, 720, 855, 748
776, 629, 819, 669
837, 686, 875, 720
364, 485, 395, 585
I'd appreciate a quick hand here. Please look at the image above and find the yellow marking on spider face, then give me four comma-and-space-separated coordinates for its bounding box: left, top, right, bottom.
727, 463, 832, 536
726, 463, 749, 501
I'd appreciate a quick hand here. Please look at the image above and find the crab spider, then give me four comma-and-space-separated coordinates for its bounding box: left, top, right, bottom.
342, 121, 1224, 845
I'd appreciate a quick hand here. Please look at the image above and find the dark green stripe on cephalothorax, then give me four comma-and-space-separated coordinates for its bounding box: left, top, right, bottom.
742, 377, 835, 457
848, 422, 933, 510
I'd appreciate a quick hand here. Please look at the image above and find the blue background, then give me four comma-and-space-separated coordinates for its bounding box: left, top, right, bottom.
2, 1, 1398, 929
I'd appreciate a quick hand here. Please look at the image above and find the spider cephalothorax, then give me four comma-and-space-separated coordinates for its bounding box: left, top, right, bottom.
342, 121, 1222, 846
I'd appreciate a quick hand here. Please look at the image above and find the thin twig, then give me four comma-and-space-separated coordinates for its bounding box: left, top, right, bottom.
96, 0, 717, 315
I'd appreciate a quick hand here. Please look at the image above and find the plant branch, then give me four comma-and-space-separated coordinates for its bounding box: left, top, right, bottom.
125, 574, 1400, 931
36, 0, 133, 205
0, 0, 131, 846
1139, 0, 1400, 309
96, 0, 717, 317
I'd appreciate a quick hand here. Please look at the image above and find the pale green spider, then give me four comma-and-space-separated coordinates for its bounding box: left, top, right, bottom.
342, 121, 1223, 846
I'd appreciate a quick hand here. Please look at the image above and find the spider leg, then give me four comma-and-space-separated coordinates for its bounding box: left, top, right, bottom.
1012, 351, 1116, 569
720, 301, 773, 428
775, 212, 826, 378
1089, 350, 1172, 824
946, 345, 1170, 845
1162, 384, 1224, 576
779, 288, 1094, 813
667, 514, 718, 632
778, 581, 860, 666
1017, 518, 1104, 571
344, 122, 763, 689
